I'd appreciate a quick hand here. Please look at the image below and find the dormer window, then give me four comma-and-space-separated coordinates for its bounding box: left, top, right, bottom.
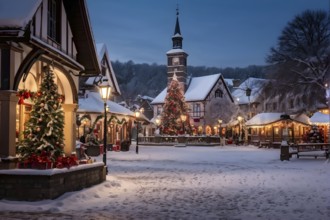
47, 0, 61, 43
215, 89, 223, 98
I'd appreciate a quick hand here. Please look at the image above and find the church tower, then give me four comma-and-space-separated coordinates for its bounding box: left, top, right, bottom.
166, 7, 188, 93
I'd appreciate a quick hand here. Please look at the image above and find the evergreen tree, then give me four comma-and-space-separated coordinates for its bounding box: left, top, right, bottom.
160, 75, 191, 135
307, 125, 325, 143
17, 66, 65, 161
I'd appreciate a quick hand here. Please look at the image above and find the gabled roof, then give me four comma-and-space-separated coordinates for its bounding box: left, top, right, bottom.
85, 43, 121, 95
151, 73, 233, 104
151, 88, 167, 104
0, 0, 100, 76
246, 112, 310, 127
185, 74, 221, 101
78, 91, 134, 116
232, 77, 269, 104
63, 0, 100, 76
310, 112, 330, 125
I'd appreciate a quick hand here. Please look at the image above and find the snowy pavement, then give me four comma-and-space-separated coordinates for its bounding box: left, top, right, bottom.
1, 145, 330, 220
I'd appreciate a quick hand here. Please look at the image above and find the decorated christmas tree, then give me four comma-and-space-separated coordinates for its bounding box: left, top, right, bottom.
17, 66, 65, 162
307, 125, 325, 143
160, 74, 191, 135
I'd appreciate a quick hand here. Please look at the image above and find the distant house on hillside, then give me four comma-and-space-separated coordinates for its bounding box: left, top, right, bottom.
135, 95, 154, 120
151, 10, 235, 136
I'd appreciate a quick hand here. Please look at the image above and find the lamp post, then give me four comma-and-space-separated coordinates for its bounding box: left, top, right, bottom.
99, 83, 111, 174
155, 117, 161, 127
246, 87, 251, 119
218, 119, 223, 137
180, 114, 187, 134
237, 116, 243, 144
325, 83, 330, 143
155, 116, 161, 133
135, 110, 141, 154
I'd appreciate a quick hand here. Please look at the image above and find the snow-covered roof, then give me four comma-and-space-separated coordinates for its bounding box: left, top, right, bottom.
151, 74, 222, 104
0, 0, 41, 28
310, 112, 330, 125
84, 43, 121, 95
232, 77, 268, 104
185, 74, 221, 101
78, 92, 134, 116
151, 88, 167, 104
166, 49, 186, 55
224, 78, 234, 87
246, 112, 311, 126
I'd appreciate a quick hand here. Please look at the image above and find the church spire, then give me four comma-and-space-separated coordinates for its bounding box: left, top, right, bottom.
174, 7, 181, 35
172, 6, 183, 49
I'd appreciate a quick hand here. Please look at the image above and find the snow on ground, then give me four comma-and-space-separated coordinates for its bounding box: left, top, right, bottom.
1, 145, 330, 220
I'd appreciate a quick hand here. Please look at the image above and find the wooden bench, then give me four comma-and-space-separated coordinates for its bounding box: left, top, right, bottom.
259, 141, 270, 148
251, 140, 260, 146
293, 143, 330, 159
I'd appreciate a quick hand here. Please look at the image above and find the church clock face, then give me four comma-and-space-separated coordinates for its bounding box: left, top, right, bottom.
172, 57, 180, 65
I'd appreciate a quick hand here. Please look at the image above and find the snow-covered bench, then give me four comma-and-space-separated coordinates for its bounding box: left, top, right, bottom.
294, 143, 330, 159
297, 151, 328, 159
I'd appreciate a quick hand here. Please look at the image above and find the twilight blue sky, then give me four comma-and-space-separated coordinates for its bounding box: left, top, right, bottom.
87, 0, 328, 68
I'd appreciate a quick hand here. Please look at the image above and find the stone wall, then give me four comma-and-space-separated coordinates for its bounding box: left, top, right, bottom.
0, 163, 106, 201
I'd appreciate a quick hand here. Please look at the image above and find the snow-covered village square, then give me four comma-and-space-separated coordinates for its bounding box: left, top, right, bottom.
0, 0, 330, 220
1, 145, 330, 220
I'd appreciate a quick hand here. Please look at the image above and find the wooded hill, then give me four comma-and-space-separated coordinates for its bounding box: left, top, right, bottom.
111, 60, 268, 101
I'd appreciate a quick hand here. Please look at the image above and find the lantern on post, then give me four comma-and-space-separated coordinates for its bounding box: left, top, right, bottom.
180, 114, 187, 134
99, 82, 111, 174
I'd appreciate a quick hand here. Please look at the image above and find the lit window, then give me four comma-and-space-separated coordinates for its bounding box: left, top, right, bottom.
193, 103, 201, 117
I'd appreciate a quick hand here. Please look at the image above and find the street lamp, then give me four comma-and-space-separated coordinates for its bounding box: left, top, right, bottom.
99, 83, 111, 174
155, 116, 161, 134
325, 83, 330, 143
180, 114, 187, 134
218, 119, 223, 137
155, 117, 161, 127
246, 87, 252, 119
237, 116, 243, 143
135, 110, 141, 154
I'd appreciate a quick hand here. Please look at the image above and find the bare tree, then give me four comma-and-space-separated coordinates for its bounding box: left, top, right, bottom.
266, 10, 330, 112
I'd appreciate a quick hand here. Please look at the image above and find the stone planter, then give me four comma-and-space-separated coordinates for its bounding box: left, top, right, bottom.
0, 162, 106, 201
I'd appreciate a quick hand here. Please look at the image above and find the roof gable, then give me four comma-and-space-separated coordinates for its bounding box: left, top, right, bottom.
96, 43, 121, 95
63, 0, 100, 76
151, 73, 233, 104
232, 77, 269, 104
185, 74, 221, 101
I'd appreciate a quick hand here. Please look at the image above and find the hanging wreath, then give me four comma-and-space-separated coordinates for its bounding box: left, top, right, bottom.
17, 89, 36, 105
